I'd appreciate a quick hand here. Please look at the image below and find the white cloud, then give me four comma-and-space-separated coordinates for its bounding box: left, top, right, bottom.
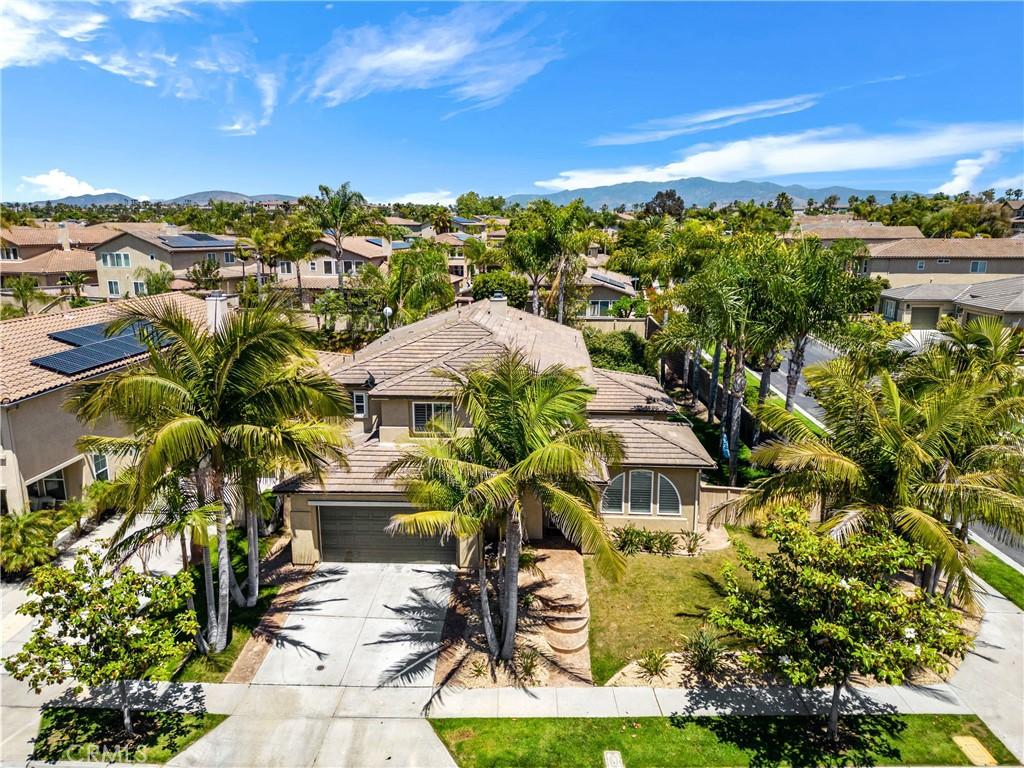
390, 189, 458, 206
0, 1, 106, 68
930, 150, 1002, 195
255, 72, 279, 124
591, 94, 821, 146
535, 123, 1024, 190
989, 173, 1024, 192
20, 169, 118, 199
126, 0, 194, 22
79, 52, 159, 86
219, 116, 259, 136
308, 4, 559, 112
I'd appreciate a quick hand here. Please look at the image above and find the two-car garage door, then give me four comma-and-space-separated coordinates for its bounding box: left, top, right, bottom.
318, 506, 457, 564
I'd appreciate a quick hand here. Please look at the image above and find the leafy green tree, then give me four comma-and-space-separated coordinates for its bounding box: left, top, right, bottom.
429, 207, 454, 234
4, 551, 198, 736
68, 294, 352, 651
456, 191, 506, 217
133, 264, 174, 295
501, 224, 551, 316
583, 328, 652, 375
301, 183, 386, 290
0, 508, 59, 576
383, 348, 625, 659
530, 199, 606, 324
711, 511, 969, 740
278, 211, 322, 304
610, 296, 648, 318
642, 189, 685, 218
470, 270, 528, 308
7, 274, 46, 314
385, 239, 454, 324
184, 258, 221, 291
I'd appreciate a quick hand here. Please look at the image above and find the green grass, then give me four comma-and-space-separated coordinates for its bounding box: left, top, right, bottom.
687, 417, 773, 487
584, 527, 776, 684
431, 714, 1017, 767
971, 546, 1024, 611
152, 528, 279, 683
33, 707, 226, 764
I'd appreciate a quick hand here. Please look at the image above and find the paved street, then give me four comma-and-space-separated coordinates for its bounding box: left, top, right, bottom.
761, 337, 837, 423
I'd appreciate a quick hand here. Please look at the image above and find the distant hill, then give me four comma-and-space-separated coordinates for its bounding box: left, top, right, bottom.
164, 190, 299, 205
23, 192, 137, 206
506, 177, 912, 209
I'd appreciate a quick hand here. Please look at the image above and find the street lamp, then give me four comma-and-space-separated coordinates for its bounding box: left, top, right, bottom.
383, 305, 393, 330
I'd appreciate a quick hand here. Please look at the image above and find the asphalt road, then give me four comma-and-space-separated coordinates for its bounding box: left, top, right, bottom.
973, 524, 1024, 566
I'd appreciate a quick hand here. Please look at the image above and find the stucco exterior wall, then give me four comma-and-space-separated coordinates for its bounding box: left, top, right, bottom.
868, 257, 1023, 288
596, 466, 700, 538
94, 233, 236, 298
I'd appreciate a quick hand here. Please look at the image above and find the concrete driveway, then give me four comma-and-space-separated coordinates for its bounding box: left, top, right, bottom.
252, 563, 454, 689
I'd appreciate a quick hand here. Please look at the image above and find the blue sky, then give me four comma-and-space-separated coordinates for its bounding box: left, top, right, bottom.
3, 1, 1023, 203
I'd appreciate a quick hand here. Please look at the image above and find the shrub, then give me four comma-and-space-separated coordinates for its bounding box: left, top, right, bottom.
684, 627, 724, 677
514, 648, 541, 684
679, 530, 705, 556
637, 649, 670, 680
471, 270, 529, 309
583, 328, 653, 375
648, 530, 679, 556
0, 508, 59, 576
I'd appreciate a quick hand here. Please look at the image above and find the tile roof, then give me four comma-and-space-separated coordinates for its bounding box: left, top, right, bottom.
881, 283, 974, 301
582, 267, 636, 296
0, 248, 97, 275
0, 293, 208, 404
867, 238, 1024, 259
385, 216, 421, 227
313, 235, 387, 260
1003, 200, 1024, 212
274, 274, 350, 290
332, 300, 592, 394
316, 350, 354, 373
1, 226, 118, 248
274, 436, 408, 494
790, 224, 925, 240
96, 226, 238, 252
954, 276, 1024, 314
591, 418, 715, 468
589, 368, 676, 415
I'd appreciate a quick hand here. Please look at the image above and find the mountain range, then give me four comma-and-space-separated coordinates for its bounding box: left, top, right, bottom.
21, 191, 299, 206
506, 177, 911, 209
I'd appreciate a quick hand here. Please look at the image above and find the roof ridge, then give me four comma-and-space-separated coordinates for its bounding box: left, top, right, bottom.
633, 418, 703, 459
371, 334, 501, 393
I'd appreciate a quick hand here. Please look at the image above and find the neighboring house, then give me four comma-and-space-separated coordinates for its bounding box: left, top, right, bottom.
787, 220, 924, 246
91, 225, 239, 299
863, 238, 1024, 288
384, 216, 433, 237
0, 293, 211, 515
1001, 200, 1024, 234
302, 235, 408, 279
275, 298, 714, 567
879, 275, 1024, 329
0, 245, 97, 288
1, 224, 118, 262
579, 267, 637, 317
452, 216, 486, 235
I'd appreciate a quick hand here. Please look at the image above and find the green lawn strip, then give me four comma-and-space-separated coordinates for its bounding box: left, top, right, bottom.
585, 527, 776, 685
33, 707, 226, 764
152, 528, 280, 683
431, 715, 1017, 768
970, 545, 1024, 610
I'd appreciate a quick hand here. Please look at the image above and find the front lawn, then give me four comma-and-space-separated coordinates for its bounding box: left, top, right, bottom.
33, 707, 226, 764
585, 527, 775, 684
431, 715, 1017, 767
970, 546, 1024, 611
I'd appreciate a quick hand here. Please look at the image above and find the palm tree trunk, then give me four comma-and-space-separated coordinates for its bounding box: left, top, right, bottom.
335, 236, 345, 290
479, 563, 499, 657
707, 342, 722, 423
200, 543, 218, 650
531, 278, 541, 316
720, 349, 734, 422
213, 474, 231, 652
556, 259, 566, 325
246, 488, 260, 608
785, 334, 808, 412
180, 533, 209, 655
828, 679, 845, 741
728, 359, 746, 485
752, 350, 774, 445
680, 349, 691, 392
499, 513, 523, 660
119, 680, 134, 736
296, 268, 304, 309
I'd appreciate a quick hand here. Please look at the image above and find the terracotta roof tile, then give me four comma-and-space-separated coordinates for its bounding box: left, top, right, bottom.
589, 368, 676, 415
0, 248, 97, 275
274, 437, 407, 493
592, 418, 715, 468
1, 226, 118, 248
868, 238, 1024, 259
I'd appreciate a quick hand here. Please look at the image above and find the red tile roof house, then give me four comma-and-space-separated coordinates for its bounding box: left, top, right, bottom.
275, 297, 714, 567
0, 293, 210, 515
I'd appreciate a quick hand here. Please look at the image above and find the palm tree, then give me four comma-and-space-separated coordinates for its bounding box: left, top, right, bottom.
737, 357, 1024, 603
382, 348, 625, 660
430, 207, 454, 234
61, 271, 89, 298
7, 275, 46, 314
301, 183, 387, 290
68, 294, 352, 651
385, 239, 454, 324
531, 200, 606, 324
501, 227, 550, 316
0, 508, 58, 576
278, 212, 322, 306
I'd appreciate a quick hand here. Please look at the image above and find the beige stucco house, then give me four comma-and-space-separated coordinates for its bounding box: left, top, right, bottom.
1, 224, 118, 263
275, 298, 714, 568
0, 293, 209, 515
787, 220, 925, 247
880, 275, 1024, 329
864, 238, 1024, 288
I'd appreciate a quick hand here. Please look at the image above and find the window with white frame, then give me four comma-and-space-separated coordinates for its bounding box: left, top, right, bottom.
107, 280, 121, 295
629, 470, 653, 515
206, 252, 217, 261
224, 252, 236, 264
936, 258, 950, 264
101, 252, 131, 267
601, 473, 625, 514
278, 260, 293, 274
970, 260, 988, 273
323, 260, 335, 275
916, 260, 926, 271
132, 281, 147, 296
309, 261, 317, 272
91, 454, 109, 482
412, 401, 453, 432
882, 299, 897, 320
342, 260, 360, 274
658, 474, 681, 515
1, 247, 18, 260
587, 300, 612, 317
352, 391, 367, 418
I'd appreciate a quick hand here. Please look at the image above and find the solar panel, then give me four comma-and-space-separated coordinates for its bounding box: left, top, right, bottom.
49, 321, 144, 347
590, 272, 628, 290
33, 322, 156, 376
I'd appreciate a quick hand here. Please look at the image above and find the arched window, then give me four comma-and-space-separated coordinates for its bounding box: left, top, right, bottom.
629, 470, 653, 515
658, 474, 681, 515
601, 473, 624, 514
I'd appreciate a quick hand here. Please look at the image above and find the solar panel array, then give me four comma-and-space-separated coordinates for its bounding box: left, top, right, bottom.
31, 321, 153, 376
590, 272, 628, 290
